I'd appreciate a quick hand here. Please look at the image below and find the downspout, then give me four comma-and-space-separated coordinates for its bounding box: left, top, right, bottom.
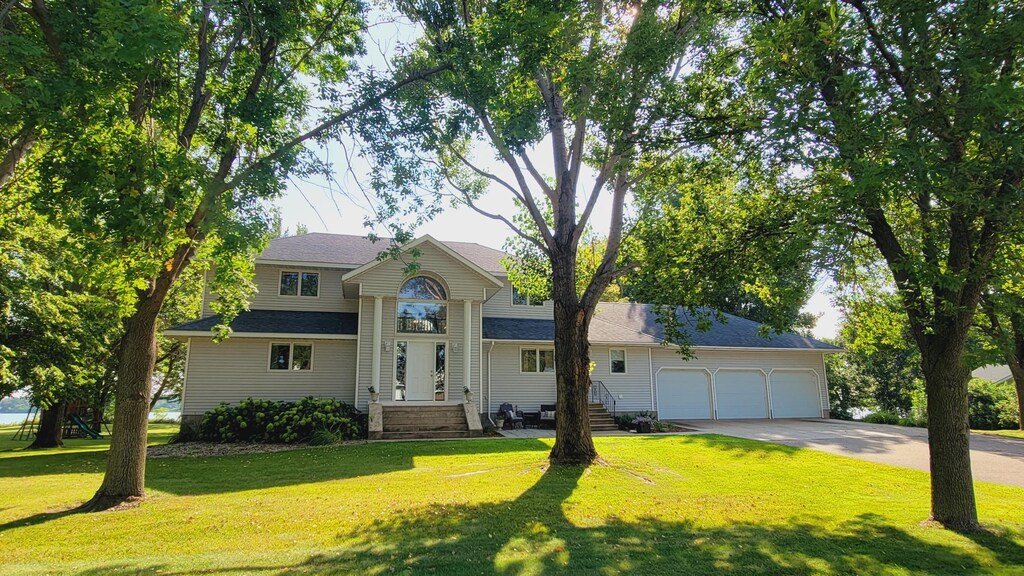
486, 340, 496, 427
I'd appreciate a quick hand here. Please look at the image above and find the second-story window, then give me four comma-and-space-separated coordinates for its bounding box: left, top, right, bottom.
280, 271, 319, 297
397, 276, 448, 334
512, 285, 544, 306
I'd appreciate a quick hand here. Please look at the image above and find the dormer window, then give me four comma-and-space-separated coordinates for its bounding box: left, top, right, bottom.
280, 271, 319, 297
397, 276, 448, 334
512, 285, 544, 306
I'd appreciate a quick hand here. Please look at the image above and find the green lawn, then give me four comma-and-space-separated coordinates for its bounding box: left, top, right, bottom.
977, 429, 1024, 440
1, 425, 1023, 575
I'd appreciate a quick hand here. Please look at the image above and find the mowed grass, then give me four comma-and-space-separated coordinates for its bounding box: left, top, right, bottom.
977, 429, 1024, 440
1, 425, 1023, 575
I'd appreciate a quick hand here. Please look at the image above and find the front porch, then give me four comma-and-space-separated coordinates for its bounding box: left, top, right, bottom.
368, 402, 483, 440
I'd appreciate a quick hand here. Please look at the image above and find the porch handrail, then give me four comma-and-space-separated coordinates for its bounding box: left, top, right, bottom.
589, 379, 616, 420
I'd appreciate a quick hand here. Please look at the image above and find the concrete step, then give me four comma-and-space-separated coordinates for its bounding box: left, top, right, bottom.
383, 407, 465, 414
383, 404, 465, 410
381, 430, 473, 440
385, 420, 468, 428
384, 422, 468, 429
383, 414, 465, 421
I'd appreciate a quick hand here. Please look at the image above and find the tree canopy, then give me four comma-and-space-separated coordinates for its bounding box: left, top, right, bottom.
357, 0, 746, 464
747, 0, 1024, 531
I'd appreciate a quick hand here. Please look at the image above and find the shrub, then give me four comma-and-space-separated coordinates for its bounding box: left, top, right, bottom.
863, 411, 900, 425
198, 397, 364, 443
309, 428, 343, 446
969, 379, 1020, 430
614, 414, 633, 431
897, 416, 926, 428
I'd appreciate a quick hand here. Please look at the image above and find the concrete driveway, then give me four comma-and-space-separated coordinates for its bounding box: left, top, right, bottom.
676, 419, 1024, 487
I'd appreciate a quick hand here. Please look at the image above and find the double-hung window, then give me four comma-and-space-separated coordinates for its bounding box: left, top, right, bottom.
511, 285, 544, 306
279, 271, 320, 297
610, 349, 626, 374
269, 343, 313, 371
520, 348, 555, 373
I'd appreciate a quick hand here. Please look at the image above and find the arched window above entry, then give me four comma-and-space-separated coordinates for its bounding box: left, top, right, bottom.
398, 276, 447, 301
397, 276, 448, 334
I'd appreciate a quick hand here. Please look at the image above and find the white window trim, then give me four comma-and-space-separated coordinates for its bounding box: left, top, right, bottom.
278, 270, 321, 298
267, 341, 314, 372
609, 348, 628, 375
519, 346, 555, 374
510, 285, 545, 307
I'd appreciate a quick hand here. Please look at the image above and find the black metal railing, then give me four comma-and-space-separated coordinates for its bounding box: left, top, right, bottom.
589, 379, 616, 419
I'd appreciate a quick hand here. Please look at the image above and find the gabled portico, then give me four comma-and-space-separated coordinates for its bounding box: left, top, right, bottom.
342, 236, 498, 437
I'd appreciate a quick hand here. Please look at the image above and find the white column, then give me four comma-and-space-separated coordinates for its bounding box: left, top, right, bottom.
463, 299, 472, 394
371, 296, 382, 394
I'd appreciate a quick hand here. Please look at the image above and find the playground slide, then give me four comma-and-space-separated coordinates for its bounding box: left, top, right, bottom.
69, 414, 102, 439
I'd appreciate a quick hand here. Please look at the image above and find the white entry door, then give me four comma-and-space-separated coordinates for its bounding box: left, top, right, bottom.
397, 340, 446, 401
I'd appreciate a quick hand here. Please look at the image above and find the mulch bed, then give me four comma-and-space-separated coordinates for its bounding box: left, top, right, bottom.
147, 442, 313, 459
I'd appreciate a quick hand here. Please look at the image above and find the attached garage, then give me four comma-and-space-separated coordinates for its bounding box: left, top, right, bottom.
656, 369, 713, 419
769, 370, 822, 418
713, 369, 769, 419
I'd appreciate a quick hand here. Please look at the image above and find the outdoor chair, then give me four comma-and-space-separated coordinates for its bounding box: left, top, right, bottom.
539, 404, 556, 428
499, 403, 524, 429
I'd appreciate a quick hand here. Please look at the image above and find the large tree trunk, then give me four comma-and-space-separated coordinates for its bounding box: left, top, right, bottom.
1008, 312, 1024, 431
921, 347, 978, 532
548, 250, 598, 465
0, 125, 36, 190
1008, 363, 1024, 432
29, 402, 66, 448
80, 294, 164, 511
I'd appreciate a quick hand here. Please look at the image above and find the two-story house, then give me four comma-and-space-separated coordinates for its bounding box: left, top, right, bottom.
167, 233, 839, 438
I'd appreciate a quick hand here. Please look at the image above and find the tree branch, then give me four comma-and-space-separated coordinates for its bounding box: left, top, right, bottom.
178, 0, 213, 150
471, 106, 555, 248
225, 63, 452, 190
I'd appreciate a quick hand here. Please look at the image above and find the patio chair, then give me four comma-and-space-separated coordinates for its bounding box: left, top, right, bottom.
539, 404, 556, 428
499, 403, 524, 430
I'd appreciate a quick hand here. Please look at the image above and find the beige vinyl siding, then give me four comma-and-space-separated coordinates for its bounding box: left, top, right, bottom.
181, 337, 356, 415
482, 277, 554, 319
487, 343, 556, 414
202, 264, 357, 316
589, 346, 654, 413
650, 347, 828, 417
350, 242, 497, 300
356, 296, 397, 410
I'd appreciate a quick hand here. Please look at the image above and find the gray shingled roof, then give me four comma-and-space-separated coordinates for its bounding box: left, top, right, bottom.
482, 315, 662, 344
259, 233, 508, 274
483, 302, 838, 350
168, 310, 358, 336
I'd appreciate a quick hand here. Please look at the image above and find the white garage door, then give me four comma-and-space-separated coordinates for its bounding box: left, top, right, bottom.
656, 370, 712, 419
714, 370, 768, 419
770, 370, 821, 418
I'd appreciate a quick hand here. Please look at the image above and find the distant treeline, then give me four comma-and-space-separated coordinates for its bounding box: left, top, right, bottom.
0, 397, 31, 413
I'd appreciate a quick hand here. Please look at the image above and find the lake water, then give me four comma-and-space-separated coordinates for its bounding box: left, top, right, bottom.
0, 411, 180, 425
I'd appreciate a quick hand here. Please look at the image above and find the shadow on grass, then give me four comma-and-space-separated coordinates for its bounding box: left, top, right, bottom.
63, 463, 1024, 575
144, 438, 553, 496
637, 433, 804, 457
0, 438, 555, 533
